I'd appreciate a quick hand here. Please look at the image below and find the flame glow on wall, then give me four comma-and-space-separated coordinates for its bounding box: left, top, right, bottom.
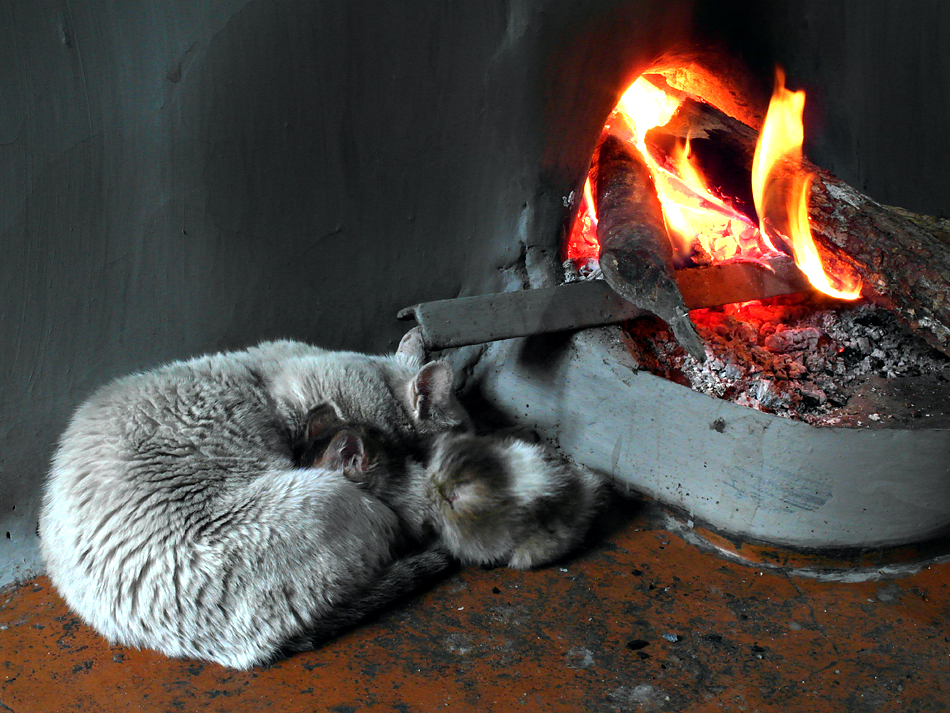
566, 67, 862, 300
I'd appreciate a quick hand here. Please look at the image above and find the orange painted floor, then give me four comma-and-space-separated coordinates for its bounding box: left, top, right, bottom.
2, 501, 949, 712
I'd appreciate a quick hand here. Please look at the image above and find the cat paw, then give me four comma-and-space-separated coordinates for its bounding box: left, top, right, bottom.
409, 545, 456, 573
396, 326, 428, 364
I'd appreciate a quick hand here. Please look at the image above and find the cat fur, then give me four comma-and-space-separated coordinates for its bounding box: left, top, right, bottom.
39, 336, 465, 668
322, 427, 604, 571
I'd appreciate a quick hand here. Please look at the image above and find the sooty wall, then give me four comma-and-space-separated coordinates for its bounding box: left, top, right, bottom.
694, 0, 950, 217
0, 0, 691, 585
1, 0, 948, 586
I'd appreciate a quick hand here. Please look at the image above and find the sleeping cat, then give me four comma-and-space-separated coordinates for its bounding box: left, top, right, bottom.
300, 415, 438, 547
300, 412, 604, 570
39, 334, 467, 669
421, 432, 604, 569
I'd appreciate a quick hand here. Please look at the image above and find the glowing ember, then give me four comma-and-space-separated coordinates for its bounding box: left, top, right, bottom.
565, 68, 863, 301
567, 177, 600, 262
752, 69, 862, 299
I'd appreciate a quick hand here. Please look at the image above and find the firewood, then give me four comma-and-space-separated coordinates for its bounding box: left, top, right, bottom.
594, 134, 706, 361
650, 97, 950, 357
808, 174, 950, 356
398, 256, 811, 351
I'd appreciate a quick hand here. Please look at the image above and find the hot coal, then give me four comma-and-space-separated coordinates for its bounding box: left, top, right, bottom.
564, 261, 950, 428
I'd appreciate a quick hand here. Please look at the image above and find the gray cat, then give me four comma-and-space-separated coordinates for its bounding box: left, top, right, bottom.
302, 418, 604, 570
420, 432, 604, 569
39, 336, 467, 669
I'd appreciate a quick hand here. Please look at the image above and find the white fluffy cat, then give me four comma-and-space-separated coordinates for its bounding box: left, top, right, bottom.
40, 336, 466, 669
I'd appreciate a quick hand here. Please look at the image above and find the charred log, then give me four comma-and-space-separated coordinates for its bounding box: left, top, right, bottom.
808, 174, 950, 357
594, 134, 705, 361
399, 255, 810, 351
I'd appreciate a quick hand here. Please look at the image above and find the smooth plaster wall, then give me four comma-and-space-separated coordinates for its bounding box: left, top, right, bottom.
1, 0, 948, 585
0, 0, 690, 585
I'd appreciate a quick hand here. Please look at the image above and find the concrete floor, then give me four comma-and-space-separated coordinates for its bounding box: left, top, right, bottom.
2, 499, 948, 712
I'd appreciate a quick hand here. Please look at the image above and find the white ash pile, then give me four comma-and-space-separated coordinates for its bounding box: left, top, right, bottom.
564, 260, 950, 426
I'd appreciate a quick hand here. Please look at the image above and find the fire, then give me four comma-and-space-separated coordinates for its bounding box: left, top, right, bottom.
565, 68, 862, 300
615, 78, 770, 265
614, 78, 679, 154
567, 177, 600, 262
653, 135, 770, 264
751, 69, 861, 299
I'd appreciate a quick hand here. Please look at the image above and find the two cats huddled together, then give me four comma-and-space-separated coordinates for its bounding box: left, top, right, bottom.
39, 332, 603, 668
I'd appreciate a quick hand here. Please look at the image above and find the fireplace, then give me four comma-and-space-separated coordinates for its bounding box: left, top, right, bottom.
410, 18, 950, 553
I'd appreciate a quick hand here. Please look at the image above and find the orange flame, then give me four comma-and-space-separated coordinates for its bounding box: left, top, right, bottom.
567, 75, 777, 267
653, 134, 769, 264
751, 69, 861, 299
615, 78, 680, 155
565, 68, 862, 301
566, 176, 600, 262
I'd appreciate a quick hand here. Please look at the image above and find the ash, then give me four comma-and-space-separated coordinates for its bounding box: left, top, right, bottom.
564, 259, 950, 426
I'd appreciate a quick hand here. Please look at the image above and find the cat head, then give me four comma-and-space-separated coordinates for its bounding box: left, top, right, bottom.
394, 326, 471, 435
269, 329, 471, 443
296, 403, 418, 502
313, 426, 386, 489
425, 433, 513, 524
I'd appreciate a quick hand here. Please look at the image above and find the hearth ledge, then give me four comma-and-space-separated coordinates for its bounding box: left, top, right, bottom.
468, 326, 950, 550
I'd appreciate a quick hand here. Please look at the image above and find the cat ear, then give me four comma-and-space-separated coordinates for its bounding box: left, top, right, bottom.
320, 429, 369, 481
408, 360, 454, 423
396, 326, 427, 366
304, 403, 342, 441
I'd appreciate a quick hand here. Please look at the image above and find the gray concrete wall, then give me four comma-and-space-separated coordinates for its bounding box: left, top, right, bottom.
0, 0, 690, 585
2, 0, 949, 585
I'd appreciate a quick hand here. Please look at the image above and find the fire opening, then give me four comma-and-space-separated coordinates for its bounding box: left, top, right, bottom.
565, 63, 862, 301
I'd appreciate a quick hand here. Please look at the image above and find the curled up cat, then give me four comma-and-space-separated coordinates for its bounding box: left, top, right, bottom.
421, 431, 604, 569
39, 333, 468, 669
301, 411, 605, 571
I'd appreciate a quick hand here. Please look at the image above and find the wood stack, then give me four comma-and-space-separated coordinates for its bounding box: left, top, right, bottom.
402, 84, 950, 360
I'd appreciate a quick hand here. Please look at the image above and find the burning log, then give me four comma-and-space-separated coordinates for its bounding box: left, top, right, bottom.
649, 95, 950, 357
594, 134, 706, 361
808, 175, 950, 356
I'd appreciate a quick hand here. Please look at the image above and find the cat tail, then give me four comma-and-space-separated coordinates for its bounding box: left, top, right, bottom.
283, 547, 455, 655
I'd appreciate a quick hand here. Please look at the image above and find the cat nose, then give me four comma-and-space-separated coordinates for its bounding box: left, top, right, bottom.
432, 485, 455, 509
